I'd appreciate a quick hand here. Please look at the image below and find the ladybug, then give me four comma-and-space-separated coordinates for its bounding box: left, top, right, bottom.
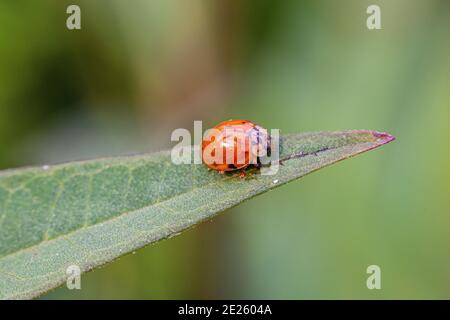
201, 119, 271, 174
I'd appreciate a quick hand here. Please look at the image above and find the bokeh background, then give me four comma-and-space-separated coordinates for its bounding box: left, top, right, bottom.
1, 0, 449, 299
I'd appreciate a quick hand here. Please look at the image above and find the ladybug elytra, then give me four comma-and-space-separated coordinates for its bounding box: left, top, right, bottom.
201, 120, 271, 174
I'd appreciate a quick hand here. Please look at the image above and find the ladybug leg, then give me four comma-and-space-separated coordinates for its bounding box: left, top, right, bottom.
255, 156, 262, 169
238, 166, 260, 179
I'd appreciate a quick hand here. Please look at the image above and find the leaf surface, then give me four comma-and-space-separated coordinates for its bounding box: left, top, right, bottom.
0, 130, 394, 299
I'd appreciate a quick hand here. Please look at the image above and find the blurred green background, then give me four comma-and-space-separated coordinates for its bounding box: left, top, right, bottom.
1, 0, 449, 299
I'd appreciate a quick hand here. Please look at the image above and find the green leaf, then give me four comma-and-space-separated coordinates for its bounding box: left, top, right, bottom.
0, 130, 394, 299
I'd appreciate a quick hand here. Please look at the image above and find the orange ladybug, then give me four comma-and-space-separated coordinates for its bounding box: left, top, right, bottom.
201, 119, 271, 174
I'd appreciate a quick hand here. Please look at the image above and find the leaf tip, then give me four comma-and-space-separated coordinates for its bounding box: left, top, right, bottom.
370, 131, 396, 145
355, 130, 396, 145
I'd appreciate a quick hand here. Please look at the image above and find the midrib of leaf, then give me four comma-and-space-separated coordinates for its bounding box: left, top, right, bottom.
0, 130, 395, 299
